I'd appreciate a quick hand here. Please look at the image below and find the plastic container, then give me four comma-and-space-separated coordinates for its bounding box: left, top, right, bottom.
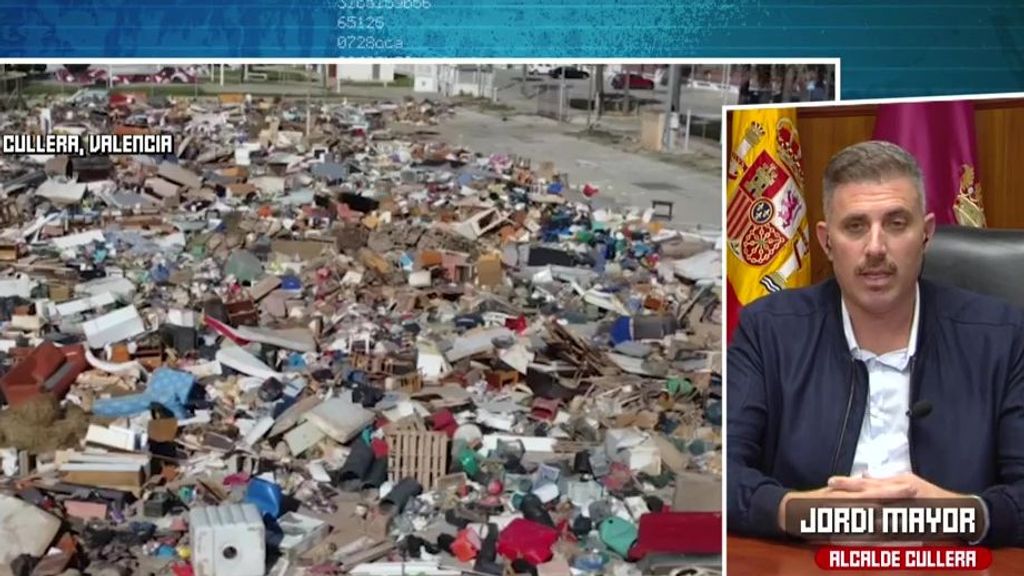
189, 503, 266, 576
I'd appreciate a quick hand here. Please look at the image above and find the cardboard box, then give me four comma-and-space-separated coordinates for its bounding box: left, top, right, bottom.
476, 253, 504, 287
218, 93, 246, 105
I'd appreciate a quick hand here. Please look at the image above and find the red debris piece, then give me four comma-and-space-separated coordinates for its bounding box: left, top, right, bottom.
0, 342, 87, 407
628, 511, 723, 560
370, 437, 389, 458
497, 518, 559, 566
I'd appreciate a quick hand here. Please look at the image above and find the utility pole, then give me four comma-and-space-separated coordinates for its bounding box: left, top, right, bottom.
668, 64, 682, 112
722, 63, 731, 105
558, 70, 567, 122
663, 64, 681, 151
623, 65, 631, 115
684, 108, 691, 153
306, 81, 311, 139
586, 65, 595, 128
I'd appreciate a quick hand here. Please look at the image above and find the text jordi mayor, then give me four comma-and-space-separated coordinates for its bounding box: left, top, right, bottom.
800, 505, 977, 536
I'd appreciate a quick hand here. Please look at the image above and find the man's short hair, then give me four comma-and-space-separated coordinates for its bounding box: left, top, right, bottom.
822, 140, 925, 218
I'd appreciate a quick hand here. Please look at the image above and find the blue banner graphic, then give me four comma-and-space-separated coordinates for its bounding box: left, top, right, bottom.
0, 0, 1022, 99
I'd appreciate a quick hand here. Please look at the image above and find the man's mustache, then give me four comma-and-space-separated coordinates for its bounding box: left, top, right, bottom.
856, 261, 897, 274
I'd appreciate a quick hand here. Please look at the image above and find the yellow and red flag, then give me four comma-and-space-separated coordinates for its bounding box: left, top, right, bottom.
726, 108, 811, 343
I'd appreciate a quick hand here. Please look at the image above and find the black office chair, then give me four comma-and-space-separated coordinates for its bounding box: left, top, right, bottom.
921, 225, 1024, 309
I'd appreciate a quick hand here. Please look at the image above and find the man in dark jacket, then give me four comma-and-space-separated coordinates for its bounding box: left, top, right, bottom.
727, 140, 1024, 547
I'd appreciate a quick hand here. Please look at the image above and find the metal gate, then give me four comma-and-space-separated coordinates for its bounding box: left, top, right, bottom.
537, 84, 569, 121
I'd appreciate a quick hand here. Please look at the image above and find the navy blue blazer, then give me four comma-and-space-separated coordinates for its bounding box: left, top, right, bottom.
727, 278, 1024, 547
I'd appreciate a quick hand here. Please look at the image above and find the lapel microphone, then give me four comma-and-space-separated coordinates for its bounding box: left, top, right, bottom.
906, 400, 933, 419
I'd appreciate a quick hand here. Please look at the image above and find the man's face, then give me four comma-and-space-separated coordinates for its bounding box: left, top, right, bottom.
815, 177, 936, 316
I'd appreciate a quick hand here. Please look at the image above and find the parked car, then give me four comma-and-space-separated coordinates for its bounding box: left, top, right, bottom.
153, 66, 198, 84
612, 73, 655, 90
528, 64, 555, 75
549, 66, 589, 79
65, 88, 109, 108
6, 64, 47, 74
55, 67, 107, 85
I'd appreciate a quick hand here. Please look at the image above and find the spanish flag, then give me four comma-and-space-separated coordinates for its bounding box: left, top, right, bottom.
726, 108, 811, 343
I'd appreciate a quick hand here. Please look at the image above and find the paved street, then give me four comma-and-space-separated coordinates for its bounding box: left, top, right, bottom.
424, 109, 721, 231
490, 67, 738, 122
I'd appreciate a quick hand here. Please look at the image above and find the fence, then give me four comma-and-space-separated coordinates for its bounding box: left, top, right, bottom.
536, 84, 569, 121
438, 66, 495, 99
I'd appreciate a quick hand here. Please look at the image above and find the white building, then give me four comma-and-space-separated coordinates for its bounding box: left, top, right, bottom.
409, 64, 439, 93
328, 63, 395, 83
409, 65, 494, 97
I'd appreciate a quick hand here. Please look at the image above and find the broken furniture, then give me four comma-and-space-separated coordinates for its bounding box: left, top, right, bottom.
651, 199, 675, 221
0, 342, 87, 407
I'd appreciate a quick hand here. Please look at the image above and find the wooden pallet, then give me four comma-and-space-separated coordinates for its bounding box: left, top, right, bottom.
390, 371, 423, 393
386, 430, 448, 490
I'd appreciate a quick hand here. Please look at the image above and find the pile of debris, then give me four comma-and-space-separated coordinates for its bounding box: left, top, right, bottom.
0, 92, 722, 576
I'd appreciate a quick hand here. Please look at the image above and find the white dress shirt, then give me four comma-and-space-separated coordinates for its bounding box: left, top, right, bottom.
840, 285, 990, 544
842, 284, 919, 479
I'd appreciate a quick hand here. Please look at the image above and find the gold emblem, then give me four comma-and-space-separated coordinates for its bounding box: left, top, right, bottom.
728, 121, 767, 180
742, 163, 779, 197
954, 164, 986, 228
775, 117, 804, 188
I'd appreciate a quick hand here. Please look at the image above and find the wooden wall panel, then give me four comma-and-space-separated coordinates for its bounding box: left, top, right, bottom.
973, 103, 1024, 230
728, 99, 1024, 283
794, 107, 877, 282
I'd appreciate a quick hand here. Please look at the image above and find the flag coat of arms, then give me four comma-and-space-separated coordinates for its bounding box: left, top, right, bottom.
726, 108, 811, 343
